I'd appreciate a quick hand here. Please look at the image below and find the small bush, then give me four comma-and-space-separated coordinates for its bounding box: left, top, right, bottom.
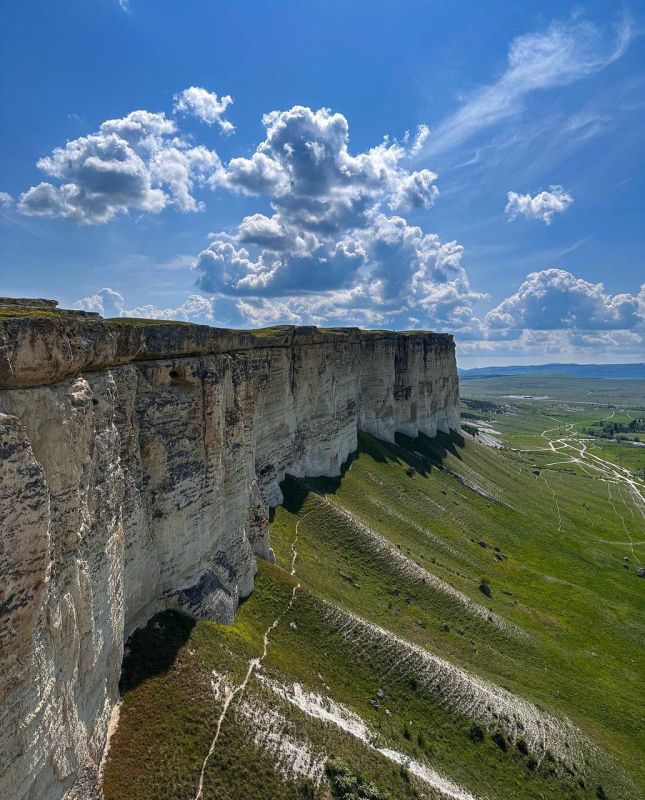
492, 730, 508, 752
469, 723, 485, 743
298, 781, 316, 799
325, 758, 390, 800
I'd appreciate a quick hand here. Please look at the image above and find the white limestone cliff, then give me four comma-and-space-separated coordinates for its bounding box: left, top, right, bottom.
0, 312, 459, 800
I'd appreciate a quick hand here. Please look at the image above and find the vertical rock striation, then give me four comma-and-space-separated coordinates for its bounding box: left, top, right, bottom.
0, 313, 459, 800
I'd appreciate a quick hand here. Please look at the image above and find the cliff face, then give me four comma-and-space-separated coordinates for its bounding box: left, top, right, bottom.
0, 314, 459, 800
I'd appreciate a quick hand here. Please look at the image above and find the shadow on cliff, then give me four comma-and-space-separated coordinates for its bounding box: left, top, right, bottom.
277, 449, 359, 515
119, 610, 195, 694
363, 428, 465, 479
279, 428, 465, 511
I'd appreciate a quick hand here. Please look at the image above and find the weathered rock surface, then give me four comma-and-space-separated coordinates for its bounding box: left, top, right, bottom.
0, 313, 459, 800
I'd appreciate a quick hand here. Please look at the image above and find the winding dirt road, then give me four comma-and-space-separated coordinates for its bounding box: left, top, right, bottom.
516, 414, 644, 563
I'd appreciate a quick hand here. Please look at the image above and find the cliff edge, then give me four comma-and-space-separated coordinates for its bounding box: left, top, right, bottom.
0, 301, 460, 800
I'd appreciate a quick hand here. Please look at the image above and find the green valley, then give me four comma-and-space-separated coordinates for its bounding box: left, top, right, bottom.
103, 377, 645, 800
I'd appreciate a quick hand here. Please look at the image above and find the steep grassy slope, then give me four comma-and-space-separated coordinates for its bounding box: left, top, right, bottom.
103, 426, 644, 800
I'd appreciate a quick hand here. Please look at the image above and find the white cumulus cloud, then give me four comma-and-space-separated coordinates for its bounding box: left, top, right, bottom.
191, 104, 476, 331
18, 108, 222, 223
74, 287, 214, 322
173, 87, 234, 134
215, 105, 439, 233
389, 169, 439, 212
458, 327, 643, 363
505, 186, 573, 224
485, 269, 642, 331
74, 287, 126, 317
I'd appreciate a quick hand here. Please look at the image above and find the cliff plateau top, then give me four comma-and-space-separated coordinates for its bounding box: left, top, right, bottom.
0, 297, 455, 390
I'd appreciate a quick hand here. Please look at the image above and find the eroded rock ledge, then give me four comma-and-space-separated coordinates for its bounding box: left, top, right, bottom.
0, 307, 459, 800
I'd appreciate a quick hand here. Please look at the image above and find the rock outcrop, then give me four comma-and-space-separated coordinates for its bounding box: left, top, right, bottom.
0, 307, 459, 800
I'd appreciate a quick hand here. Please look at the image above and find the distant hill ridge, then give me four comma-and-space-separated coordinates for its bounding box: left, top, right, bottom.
458, 363, 645, 380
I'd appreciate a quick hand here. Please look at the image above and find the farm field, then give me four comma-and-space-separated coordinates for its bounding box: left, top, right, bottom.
460, 375, 645, 476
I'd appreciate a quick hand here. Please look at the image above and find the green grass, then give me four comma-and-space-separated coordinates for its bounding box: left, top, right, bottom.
106, 561, 615, 800
460, 374, 645, 408
269, 433, 643, 790
244, 325, 294, 337
104, 377, 644, 799
460, 375, 645, 478
0, 307, 87, 319
0, 309, 437, 344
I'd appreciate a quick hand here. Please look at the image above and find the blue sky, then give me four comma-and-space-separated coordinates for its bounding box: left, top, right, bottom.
0, 1, 643, 366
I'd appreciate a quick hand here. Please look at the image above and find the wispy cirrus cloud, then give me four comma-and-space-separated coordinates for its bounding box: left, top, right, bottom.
419, 13, 633, 158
